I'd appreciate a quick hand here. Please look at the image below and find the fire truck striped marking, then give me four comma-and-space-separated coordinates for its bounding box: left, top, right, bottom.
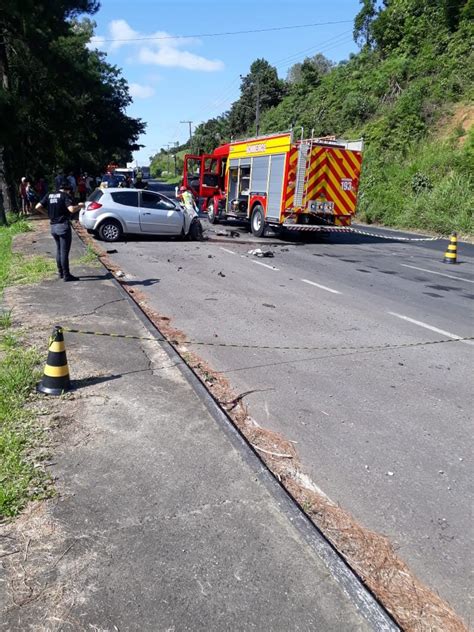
326, 176, 354, 214
343, 150, 362, 175
326, 153, 357, 211
333, 149, 357, 180
285, 147, 298, 209
304, 149, 327, 204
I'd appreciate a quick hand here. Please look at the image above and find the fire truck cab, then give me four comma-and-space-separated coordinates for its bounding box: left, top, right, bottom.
183, 130, 363, 237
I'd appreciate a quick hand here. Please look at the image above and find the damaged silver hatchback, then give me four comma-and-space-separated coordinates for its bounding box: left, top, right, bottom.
79, 188, 202, 242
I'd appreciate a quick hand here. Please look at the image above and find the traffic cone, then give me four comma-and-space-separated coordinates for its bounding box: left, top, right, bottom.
443, 232, 458, 264
37, 326, 71, 396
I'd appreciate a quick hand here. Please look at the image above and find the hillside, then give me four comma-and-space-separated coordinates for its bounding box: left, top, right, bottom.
162, 0, 473, 235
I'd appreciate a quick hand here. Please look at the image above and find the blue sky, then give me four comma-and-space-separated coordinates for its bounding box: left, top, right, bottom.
88, 0, 362, 165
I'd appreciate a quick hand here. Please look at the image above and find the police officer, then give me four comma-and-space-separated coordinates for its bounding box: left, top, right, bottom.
35, 178, 84, 281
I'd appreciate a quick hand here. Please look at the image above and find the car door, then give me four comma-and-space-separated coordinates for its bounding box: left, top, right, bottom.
108, 190, 140, 232
139, 191, 183, 234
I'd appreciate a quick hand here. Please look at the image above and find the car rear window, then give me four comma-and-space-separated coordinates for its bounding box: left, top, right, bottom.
88, 189, 103, 202
111, 191, 139, 207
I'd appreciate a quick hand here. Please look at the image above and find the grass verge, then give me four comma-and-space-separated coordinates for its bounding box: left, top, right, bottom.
0, 215, 53, 518
0, 338, 51, 518
1, 214, 56, 291
75, 243, 101, 266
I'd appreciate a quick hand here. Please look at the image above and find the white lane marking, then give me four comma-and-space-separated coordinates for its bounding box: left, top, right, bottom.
220, 247, 236, 255
401, 264, 474, 284
388, 312, 474, 346
301, 278, 341, 295
252, 260, 279, 271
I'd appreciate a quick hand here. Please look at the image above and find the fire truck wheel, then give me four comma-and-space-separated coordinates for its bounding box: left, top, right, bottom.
207, 202, 219, 224
250, 205, 266, 238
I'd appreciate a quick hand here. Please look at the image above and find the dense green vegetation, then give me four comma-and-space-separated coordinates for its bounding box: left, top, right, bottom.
0, 1, 145, 222
159, 0, 473, 234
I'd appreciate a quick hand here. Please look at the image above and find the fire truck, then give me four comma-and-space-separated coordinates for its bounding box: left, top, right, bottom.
182, 130, 363, 237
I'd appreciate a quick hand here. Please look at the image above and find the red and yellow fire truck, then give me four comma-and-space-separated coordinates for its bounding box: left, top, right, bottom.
183, 130, 363, 237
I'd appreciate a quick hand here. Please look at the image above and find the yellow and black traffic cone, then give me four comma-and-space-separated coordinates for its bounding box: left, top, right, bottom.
443, 232, 458, 264
37, 326, 71, 396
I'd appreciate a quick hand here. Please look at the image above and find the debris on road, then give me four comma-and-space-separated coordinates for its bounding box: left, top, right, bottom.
106, 249, 118, 254
218, 271, 226, 277
208, 254, 213, 258
262, 303, 276, 309
115, 270, 125, 278
248, 248, 275, 258
215, 229, 241, 238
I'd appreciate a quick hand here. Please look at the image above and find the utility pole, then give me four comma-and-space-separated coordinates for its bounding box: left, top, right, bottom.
180, 120, 193, 150
255, 75, 260, 137
172, 141, 179, 176
165, 143, 173, 175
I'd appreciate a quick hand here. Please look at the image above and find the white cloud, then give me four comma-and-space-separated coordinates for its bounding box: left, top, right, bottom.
138, 46, 223, 72
109, 19, 139, 51
129, 83, 155, 99
91, 19, 223, 72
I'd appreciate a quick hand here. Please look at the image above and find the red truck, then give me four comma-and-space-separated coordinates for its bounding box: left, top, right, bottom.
183, 130, 363, 237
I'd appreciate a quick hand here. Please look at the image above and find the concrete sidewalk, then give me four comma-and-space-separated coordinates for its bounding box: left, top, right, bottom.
1, 220, 396, 631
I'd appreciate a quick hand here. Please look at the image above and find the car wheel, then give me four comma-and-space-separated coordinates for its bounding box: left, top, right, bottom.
189, 218, 203, 241
207, 202, 219, 224
250, 205, 266, 238
98, 219, 122, 242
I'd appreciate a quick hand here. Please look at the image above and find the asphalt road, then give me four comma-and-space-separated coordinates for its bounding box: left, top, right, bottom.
109, 180, 473, 622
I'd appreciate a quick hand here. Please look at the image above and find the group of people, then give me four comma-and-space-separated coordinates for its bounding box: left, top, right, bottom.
20, 169, 154, 210
100, 168, 147, 190
18, 176, 48, 216
54, 171, 101, 202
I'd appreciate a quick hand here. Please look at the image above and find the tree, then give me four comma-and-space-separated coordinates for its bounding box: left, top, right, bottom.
287, 54, 334, 85
0, 1, 144, 213
193, 115, 230, 154
353, 0, 377, 48
228, 59, 285, 137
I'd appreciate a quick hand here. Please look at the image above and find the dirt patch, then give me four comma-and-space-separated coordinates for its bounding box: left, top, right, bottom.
74, 227, 468, 631
1, 499, 98, 632
435, 102, 474, 145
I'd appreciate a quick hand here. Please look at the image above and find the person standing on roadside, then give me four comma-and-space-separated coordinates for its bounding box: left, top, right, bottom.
67, 172, 77, 196
35, 178, 84, 282
35, 177, 48, 199
77, 174, 87, 202
178, 185, 199, 234
85, 173, 94, 195
54, 170, 64, 190
19, 177, 31, 216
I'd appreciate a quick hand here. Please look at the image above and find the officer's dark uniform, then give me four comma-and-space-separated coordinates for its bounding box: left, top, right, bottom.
40, 186, 75, 281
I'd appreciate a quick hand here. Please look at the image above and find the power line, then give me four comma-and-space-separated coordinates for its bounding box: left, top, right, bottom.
273, 31, 353, 68
99, 20, 353, 43
189, 31, 356, 123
